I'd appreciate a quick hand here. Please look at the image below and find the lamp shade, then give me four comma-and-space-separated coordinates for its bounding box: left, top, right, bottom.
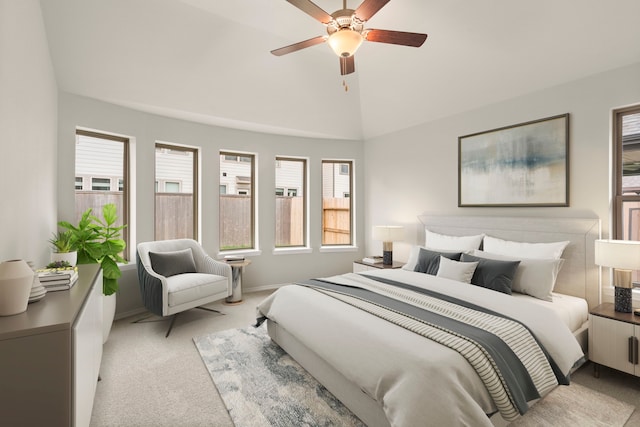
594, 239, 640, 270
327, 29, 363, 58
372, 226, 404, 242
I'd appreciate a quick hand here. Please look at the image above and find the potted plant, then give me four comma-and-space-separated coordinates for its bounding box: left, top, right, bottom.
59, 203, 127, 343
48, 230, 78, 267
59, 203, 127, 296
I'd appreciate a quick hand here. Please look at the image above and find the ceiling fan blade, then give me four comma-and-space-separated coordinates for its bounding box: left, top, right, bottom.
364, 29, 427, 47
340, 56, 355, 75
354, 0, 390, 22
286, 0, 333, 24
271, 35, 327, 56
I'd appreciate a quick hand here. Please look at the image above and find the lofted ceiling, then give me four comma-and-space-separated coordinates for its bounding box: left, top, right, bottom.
40, 0, 640, 140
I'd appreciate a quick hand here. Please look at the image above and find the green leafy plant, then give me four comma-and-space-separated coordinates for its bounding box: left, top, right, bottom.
58, 203, 127, 296
48, 230, 76, 253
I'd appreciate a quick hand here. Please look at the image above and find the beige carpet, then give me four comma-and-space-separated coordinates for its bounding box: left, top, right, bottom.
510, 382, 634, 427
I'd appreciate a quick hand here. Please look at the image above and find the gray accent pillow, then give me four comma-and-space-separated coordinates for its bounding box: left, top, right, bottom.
461, 253, 520, 295
414, 248, 462, 275
149, 248, 197, 277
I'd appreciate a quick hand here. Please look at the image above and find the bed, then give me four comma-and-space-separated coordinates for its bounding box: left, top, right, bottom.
257, 215, 601, 427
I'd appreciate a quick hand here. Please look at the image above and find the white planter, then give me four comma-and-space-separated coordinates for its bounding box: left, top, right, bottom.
103, 293, 116, 344
50, 251, 77, 267
0, 260, 34, 316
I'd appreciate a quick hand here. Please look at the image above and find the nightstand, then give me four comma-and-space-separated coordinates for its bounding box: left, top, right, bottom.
589, 302, 640, 378
353, 260, 404, 273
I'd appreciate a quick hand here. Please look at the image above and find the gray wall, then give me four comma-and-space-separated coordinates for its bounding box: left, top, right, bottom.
0, 0, 58, 268
57, 94, 365, 317
363, 61, 640, 273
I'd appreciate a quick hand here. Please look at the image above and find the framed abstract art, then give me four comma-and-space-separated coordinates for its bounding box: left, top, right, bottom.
458, 114, 569, 207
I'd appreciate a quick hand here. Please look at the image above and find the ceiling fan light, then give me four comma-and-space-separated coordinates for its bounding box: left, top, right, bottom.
327, 29, 363, 58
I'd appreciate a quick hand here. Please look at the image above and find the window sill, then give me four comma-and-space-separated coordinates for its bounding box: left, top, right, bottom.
217, 249, 262, 259
272, 247, 313, 255
319, 245, 358, 253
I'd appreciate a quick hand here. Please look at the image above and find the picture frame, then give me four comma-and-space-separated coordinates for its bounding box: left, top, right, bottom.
458, 113, 569, 207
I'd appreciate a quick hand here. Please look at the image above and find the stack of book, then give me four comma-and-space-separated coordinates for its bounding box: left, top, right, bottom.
362, 255, 383, 264
224, 255, 246, 264
36, 266, 79, 291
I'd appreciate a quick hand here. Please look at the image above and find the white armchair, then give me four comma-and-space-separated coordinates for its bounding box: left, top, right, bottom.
136, 239, 232, 336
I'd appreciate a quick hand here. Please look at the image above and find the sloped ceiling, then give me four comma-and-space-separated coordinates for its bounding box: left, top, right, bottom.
40, 0, 640, 140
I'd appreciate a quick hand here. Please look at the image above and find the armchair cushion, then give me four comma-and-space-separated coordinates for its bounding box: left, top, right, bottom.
149, 248, 197, 277
166, 273, 229, 307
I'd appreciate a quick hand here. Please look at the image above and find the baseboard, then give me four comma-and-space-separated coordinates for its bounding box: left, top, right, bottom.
115, 307, 147, 321
245, 283, 285, 293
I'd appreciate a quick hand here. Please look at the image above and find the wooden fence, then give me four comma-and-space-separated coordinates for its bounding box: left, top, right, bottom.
75, 193, 350, 247
322, 197, 351, 245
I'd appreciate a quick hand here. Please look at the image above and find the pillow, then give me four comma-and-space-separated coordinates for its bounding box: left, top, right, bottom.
425, 229, 484, 252
471, 250, 564, 301
460, 253, 520, 295
482, 236, 569, 260
149, 248, 197, 277
402, 245, 461, 271
436, 256, 478, 284
413, 248, 463, 275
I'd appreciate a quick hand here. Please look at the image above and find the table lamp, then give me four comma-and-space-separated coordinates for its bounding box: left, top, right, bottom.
594, 239, 640, 313
372, 225, 404, 265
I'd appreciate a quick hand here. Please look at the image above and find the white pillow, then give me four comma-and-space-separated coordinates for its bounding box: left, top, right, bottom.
425, 229, 484, 252
482, 236, 569, 260
471, 250, 565, 301
436, 256, 478, 284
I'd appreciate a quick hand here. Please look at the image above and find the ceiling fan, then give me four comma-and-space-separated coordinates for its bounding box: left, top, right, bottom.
271, 0, 428, 75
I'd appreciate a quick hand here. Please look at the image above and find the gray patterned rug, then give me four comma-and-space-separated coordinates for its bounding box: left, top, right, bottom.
193, 326, 365, 427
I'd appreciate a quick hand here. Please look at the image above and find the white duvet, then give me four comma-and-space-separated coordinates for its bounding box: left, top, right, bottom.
257, 269, 585, 427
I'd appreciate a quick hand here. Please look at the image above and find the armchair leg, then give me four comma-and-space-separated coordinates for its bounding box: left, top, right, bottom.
196, 306, 224, 315
165, 314, 179, 338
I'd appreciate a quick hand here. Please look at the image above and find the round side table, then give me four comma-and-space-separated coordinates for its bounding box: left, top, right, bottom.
224, 259, 251, 305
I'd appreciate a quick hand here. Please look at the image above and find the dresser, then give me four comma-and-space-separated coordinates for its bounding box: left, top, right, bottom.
0, 264, 103, 427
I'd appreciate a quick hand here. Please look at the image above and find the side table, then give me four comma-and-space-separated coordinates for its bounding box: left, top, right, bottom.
225, 259, 251, 305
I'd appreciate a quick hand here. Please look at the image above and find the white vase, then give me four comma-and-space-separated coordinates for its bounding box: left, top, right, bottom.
103, 293, 116, 344
0, 259, 34, 316
50, 251, 77, 267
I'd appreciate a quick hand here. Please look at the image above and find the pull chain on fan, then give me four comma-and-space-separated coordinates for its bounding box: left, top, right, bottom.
271, 0, 428, 75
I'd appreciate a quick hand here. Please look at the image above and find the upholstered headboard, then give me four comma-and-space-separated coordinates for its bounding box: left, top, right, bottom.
417, 215, 601, 308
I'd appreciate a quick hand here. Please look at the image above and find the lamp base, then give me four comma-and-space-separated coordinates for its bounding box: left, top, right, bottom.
614, 286, 632, 313
382, 250, 393, 265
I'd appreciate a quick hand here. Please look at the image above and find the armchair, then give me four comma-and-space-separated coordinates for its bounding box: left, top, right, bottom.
136, 239, 232, 337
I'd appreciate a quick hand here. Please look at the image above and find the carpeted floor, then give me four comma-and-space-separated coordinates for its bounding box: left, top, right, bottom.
91, 289, 640, 426
194, 326, 634, 427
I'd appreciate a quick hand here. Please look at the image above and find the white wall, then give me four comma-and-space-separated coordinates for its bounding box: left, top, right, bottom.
57, 93, 365, 315
0, 0, 57, 267
364, 62, 640, 263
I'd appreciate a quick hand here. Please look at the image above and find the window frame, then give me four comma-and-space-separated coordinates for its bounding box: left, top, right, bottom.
321, 159, 354, 247
75, 129, 130, 261
154, 142, 199, 240
219, 150, 256, 252
613, 105, 640, 240
275, 156, 308, 249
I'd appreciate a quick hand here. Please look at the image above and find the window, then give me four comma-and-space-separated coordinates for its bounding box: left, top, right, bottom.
275, 157, 306, 248
613, 106, 640, 285
155, 143, 198, 240
92, 178, 111, 191
75, 129, 129, 260
322, 160, 353, 246
220, 151, 255, 251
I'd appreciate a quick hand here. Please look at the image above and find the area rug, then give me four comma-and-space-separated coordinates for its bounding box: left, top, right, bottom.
193, 326, 365, 427
194, 326, 634, 427
509, 382, 634, 427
